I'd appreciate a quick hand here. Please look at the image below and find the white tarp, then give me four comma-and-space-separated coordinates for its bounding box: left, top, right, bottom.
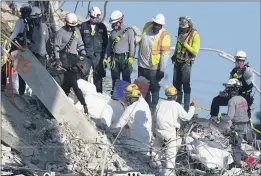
185, 136, 234, 169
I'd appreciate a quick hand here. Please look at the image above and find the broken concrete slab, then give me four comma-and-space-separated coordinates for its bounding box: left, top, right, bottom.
1, 127, 35, 157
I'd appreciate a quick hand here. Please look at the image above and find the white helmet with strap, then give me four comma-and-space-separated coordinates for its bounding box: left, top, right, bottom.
65, 13, 78, 26
225, 78, 242, 88
109, 10, 124, 24
89, 6, 101, 18
30, 6, 42, 18
235, 50, 247, 61
152, 13, 165, 25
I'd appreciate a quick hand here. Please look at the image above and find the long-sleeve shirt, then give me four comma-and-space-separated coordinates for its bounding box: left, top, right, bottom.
28, 23, 49, 57
155, 100, 195, 140
9, 18, 25, 40
54, 26, 86, 59
105, 26, 135, 58
225, 95, 249, 123
183, 33, 200, 56
138, 28, 169, 71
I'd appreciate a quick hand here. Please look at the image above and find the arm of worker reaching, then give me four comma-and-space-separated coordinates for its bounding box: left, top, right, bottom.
76, 29, 86, 57
127, 28, 136, 65
110, 106, 132, 131
54, 29, 63, 61
222, 99, 236, 121
101, 23, 108, 58
159, 33, 171, 72
178, 101, 196, 121
9, 19, 24, 41
183, 32, 200, 56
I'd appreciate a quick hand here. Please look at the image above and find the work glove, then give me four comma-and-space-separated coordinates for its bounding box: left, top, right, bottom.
156, 70, 164, 81
127, 56, 134, 65
83, 105, 88, 114
190, 99, 197, 108
102, 58, 108, 69
110, 58, 116, 70
79, 56, 86, 61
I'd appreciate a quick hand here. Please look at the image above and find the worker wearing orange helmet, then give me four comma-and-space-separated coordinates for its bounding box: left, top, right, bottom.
151, 86, 197, 176
110, 85, 152, 155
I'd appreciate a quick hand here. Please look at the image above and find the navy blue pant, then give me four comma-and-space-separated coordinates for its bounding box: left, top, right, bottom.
173, 62, 192, 94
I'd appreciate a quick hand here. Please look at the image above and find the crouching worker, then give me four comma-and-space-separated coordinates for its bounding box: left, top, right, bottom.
61, 63, 88, 114
221, 78, 254, 168
110, 84, 152, 155
152, 86, 196, 176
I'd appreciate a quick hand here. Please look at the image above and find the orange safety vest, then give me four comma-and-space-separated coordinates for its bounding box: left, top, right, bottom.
142, 22, 171, 66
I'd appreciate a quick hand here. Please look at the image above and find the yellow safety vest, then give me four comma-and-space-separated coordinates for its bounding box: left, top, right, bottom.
142, 22, 171, 66
175, 30, 198, 63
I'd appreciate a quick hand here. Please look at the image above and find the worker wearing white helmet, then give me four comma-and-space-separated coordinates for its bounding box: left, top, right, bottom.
220, 78, 254, 168
54, 13, 88, 114
210, 50, 254, 119
151, 86, 196, 176
103, 10, 136, 94
137, 13, 171, 114
171, 16, 200, 112
80, 6, 108, 93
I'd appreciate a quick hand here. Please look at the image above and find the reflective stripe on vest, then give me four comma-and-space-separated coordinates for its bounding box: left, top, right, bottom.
176, 30, 198, 62
142, 22, 170, 66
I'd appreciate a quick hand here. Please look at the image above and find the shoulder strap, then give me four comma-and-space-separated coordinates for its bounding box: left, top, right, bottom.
62, 28, 76, 52
111, 27, 131, 49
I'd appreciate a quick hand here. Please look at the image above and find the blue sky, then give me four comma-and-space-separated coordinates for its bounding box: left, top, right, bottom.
13, 1, 261, 122
62, 1, 261, 121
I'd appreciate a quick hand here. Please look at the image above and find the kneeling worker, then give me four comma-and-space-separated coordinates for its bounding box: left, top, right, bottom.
110, 84, 152, 154
152, 86, 197, 176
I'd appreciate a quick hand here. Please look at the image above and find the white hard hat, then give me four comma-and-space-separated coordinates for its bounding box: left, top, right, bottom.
89, 6, 101, 18
152, 13, 165, 25
225, 78, 242, 87
109, 10, 124, 24
30, 6, 42, 18
65, 13, 78, 26
235, 50, 247, 60
179, 16, 192, 28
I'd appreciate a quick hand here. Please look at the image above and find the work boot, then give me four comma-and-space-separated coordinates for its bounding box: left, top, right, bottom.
83, 105, 88, 114
184, 93, 191, 112
176, 91, 183, 104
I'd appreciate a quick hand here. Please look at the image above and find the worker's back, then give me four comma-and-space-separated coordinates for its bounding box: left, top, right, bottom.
228, 95, 249, 123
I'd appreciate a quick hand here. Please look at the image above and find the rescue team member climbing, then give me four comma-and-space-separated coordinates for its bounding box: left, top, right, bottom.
171, 16, 200, 112
54, 13, 88, 114
110, 84, 152, 155
1, 5, 32, 91
210, 51, 254, 119
152, 86, 196, 176
103, 10, 136, 93
220, 78, 254, 168
80, 6, 108, 93
138, 13, 171, 114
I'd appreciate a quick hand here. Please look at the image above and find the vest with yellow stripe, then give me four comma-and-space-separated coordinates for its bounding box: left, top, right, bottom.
175, 29, 198, 63
142, 22, 171, 66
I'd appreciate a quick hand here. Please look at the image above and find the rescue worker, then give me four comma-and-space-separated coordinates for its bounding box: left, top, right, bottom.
17, 6, 50, 96
221, 78, 254, 168
61, 63, 89, 114
1, 5, 32, 92
103, 10, 136, 93
171, 16, 200, 112
210, 51, 254, 119
138, 13, 171, 113
110, 85, 152, 155
80, 6, 108, 93
152, 86, 197, 176
54, 13, 88, 114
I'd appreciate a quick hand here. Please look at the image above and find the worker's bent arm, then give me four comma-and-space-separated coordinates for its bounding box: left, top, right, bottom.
178, 104, 195, 121
54, 30, 63, 59
184, 33, 200, 56
76, 30, 86, 56
111, 106, 131, 129
102, 23, 108, 57
159, 34, 171, 71
128, 29, 136, 57
225, 99, 236, 121
9, 19, 23, 41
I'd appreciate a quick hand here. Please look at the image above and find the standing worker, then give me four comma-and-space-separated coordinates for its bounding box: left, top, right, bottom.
152, 86, 196, 176
210, 51, 254, 119
171, 16, 200, 112
80, 6, 108, 93
220, 78, 254, 168
138, 13, 171, 113
54, 13, 88, 114
103, 10, 136, 93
